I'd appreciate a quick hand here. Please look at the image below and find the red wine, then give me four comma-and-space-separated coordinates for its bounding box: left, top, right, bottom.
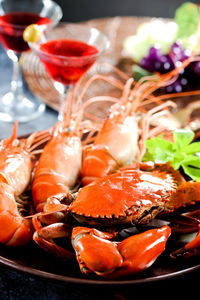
39, 39, 99, 85
0, 12, 51, 53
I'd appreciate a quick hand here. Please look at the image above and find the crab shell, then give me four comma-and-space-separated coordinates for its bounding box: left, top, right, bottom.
69, 162, 186, 226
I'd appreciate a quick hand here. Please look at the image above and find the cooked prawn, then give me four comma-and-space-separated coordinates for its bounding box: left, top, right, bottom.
0, 122, 49, 246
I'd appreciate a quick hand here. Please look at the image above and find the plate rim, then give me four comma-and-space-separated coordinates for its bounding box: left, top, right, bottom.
0, 134, 200, 286
0, 252, 200, 286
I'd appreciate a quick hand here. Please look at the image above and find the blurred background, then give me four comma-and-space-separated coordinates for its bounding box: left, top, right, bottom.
54, 0, 199, 22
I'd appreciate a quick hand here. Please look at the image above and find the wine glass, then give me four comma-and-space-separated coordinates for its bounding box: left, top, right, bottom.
0, 0, 62, 122
27, 23, 110, 120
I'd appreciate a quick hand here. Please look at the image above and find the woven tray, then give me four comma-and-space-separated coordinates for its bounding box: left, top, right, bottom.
22, 16, 152, 111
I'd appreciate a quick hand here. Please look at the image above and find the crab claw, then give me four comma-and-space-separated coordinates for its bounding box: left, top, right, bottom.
170, 224, 200, 259
72, 225, 171, 279
71, 227, 119, 276
110, 225, 171, 279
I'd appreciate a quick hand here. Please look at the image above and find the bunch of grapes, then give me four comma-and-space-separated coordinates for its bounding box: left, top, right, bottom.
139, 42, 200, 93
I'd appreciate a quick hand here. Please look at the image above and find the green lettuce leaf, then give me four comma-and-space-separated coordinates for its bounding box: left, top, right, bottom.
175, 2, 199, 38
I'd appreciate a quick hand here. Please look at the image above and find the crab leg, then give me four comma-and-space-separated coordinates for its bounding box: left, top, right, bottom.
170, 224, 200, 259
32, 220, 74, 260
71, 225, 171, 279
170, 210, 200, 259
165, 181, 200, 212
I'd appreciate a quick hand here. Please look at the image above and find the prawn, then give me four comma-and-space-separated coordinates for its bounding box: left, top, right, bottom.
0, 122, 49, 246
80, 60, 187, 185
32, 92, 88, 213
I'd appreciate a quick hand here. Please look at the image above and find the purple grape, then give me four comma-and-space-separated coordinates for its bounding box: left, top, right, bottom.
185, 61, 200, 89
139, 43, 194, 92
140, 57, 154, 72
158, 54, 174, 74
165, 75, 188, 93
190, 61, 200, 75
140, 47, 163, 72
170, 42, 190, 62
139, 47, 174, 74
148, 47, 163, 60
171, 41, 182, 53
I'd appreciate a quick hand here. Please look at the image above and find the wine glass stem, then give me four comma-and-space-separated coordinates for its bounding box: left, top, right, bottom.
7, 50, 24, 99
54, 81, 73, 121
58, 85, 71, 121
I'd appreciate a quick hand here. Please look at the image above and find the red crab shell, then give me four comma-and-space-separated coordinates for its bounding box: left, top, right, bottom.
69, 162, 185, 226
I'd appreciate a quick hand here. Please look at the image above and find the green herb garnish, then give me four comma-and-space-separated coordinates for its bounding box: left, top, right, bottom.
175, 2, 199, 38
132, 65, 153, 81
142, 129, 200, 181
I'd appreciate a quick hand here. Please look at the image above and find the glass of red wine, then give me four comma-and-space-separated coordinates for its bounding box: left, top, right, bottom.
0, 0, 62, 122
28, 23, 110, 120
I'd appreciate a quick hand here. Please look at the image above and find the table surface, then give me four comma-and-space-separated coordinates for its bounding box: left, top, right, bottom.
0, 44, 57, 140
0, 26, 200, 300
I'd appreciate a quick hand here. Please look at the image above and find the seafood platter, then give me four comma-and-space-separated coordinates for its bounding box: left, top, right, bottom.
1, 2, 200, 284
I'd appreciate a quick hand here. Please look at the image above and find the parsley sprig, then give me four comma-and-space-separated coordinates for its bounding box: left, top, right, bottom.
142, 130, 200, 181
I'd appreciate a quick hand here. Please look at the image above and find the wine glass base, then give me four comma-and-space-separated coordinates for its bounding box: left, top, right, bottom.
0, 87, 45, 122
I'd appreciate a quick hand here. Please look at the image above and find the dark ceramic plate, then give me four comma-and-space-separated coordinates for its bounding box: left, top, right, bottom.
0, 229, 200, 286
0, 134, 200, 287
